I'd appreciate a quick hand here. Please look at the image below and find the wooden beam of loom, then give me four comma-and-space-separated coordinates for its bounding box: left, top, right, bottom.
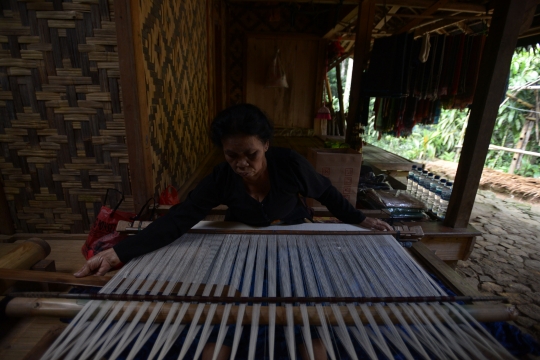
0, 268, 242, 296
0, 268, 111, 288
395, 0, 451, 34
409, 242, 482, 297
115, 220, 424, 240
4, 297, 517, 325
444, 0, 538, 228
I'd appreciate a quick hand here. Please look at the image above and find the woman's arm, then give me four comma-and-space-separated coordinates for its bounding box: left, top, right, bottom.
289, 150, 392, 231
318, 186, 392, 231
113, 178, 220, 263
74, 170, 224, 277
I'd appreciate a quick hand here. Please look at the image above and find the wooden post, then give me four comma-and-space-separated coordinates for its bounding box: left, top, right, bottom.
346, 0, 375, 145
0, 177, 15, 235
336, 62, 346, 137
444, 0, 536, 228
114, 0, 155, 211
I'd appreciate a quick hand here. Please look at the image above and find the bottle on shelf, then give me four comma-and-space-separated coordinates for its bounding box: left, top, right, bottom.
414, 170, 428, 199
411, 168, 423, 197
431, 178, 447, 214
437, 181, 453, 219
421, 173, 434, 203
426, 175, 441, 211
407, 165, 417, 193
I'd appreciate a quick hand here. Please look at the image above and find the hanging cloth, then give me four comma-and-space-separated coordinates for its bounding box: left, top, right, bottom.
438, 35, 454, 97
363, 33, 413, 97
419, 33, 431, 63
431, 35, 446, 99
450, 34, 466, 96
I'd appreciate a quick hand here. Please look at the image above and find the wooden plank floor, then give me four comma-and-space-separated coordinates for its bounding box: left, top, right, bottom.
0, 239, 87, 360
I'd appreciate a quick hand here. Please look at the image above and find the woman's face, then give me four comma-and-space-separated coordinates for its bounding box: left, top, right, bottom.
222, 134, 269, 181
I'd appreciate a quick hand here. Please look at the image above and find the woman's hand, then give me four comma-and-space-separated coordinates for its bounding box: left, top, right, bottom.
74, 248, 121, 277
359, 217, 393, 232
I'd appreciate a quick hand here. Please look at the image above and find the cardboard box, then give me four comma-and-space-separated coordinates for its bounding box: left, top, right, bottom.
307, 148, 362, 208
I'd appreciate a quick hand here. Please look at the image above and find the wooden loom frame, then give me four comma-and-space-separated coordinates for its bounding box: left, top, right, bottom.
1, 232, 516, 359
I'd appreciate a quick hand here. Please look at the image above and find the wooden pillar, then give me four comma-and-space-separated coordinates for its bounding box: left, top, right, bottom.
444, 0, 536, 228
346, 0, 375, 145
114, 0, 154, 211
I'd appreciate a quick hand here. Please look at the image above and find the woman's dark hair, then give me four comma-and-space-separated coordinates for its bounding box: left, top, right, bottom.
210, 104, 274, 147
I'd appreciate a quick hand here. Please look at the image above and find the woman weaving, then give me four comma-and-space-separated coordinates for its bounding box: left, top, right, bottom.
74, 103, 392, 359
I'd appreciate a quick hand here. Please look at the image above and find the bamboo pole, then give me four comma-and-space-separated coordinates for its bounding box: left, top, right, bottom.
7, 291, 504, 305
508, 119, 533, 174
3, 297, 517, 325
506, 93, 534, 109
515, 119, 535, 170
456, 144, 540, 157
0, 238, 51, 294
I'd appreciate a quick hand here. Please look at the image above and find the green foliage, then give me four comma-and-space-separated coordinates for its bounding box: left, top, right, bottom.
326, 62, 350, 112
363, 45, 540, 178
364, 108, 469, 161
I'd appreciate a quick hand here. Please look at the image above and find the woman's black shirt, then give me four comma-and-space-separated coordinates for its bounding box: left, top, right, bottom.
114, 147, 366, 263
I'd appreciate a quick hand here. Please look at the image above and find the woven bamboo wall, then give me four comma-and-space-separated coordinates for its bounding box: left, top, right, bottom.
138, 0, 213, 193
0, 0, 131, 233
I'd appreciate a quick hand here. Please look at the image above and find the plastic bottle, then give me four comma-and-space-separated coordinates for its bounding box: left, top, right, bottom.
420, 173, 434, 203
414, 170, 428, 199
407, 165, 417, 193
437, 181, 453, 219
427, 176, 441, 211
411, 168, 423, 196
431, 178, 447, 214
